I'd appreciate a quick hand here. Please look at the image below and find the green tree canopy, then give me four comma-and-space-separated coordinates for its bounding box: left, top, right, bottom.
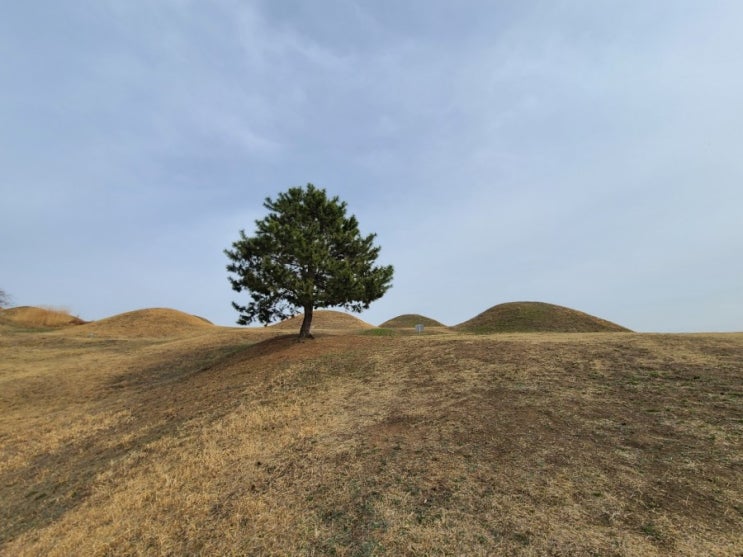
225, 184, 394, 339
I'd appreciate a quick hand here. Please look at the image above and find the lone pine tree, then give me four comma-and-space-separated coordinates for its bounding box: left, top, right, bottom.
225, 184, 394, 339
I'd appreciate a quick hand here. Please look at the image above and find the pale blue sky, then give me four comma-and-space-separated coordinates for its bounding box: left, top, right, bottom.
2, 1, 741, 331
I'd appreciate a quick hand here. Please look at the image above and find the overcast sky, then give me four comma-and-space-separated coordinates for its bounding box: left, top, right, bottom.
2, 1, 742, 332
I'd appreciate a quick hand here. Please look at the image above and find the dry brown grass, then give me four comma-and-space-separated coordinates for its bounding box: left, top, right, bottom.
0, 306, 85, 328
1, 320, 741, 556
72, 308, 215, 338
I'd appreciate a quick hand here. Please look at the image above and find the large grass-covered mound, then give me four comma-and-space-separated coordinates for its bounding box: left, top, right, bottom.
455, 301, 631, 333
379, 314, 445, 328
77, 308, 214, 338
0, 306, 85, 328
270, 310, 374, 331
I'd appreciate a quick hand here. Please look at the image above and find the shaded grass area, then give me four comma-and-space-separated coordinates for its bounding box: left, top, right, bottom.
1, 330, 741, 555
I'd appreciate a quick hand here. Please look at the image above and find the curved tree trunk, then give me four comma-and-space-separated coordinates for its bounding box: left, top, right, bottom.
299, 305, 314, 340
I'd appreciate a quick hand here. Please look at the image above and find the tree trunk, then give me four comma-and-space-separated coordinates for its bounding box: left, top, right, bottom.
298, 305, 314, 340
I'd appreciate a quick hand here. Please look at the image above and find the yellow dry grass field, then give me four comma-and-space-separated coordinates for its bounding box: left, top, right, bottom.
1, 310, 742, 556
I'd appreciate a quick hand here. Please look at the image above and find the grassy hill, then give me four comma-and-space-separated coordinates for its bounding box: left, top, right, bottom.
456, 301, 631, 333
1, 314, 741, 555
379, 314, 445, 328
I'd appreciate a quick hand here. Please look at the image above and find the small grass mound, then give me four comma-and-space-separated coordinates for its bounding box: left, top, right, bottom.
0, 306, 85, 328
270, 310, 375, 331
379, 314, 445, 328
76, 308, 214, 338
455, 301, 631, 333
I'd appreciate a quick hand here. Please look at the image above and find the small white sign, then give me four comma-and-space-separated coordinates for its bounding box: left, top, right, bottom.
415, 324, 424, 334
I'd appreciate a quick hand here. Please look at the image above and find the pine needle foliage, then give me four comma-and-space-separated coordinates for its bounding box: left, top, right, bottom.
225, 184, 393, 338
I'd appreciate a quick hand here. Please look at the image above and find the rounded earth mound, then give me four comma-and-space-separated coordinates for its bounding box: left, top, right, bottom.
379, 314, 445, 328
270, 310, 374, 331
0, 306, 85, 328
77, 308, 214, 338
455, 301, 631, 333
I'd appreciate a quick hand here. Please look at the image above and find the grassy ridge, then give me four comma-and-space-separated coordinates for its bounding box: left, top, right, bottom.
1, 325, 741, 555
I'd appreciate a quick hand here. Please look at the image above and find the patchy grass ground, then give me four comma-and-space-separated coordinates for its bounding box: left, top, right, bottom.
1, 318, 741, 555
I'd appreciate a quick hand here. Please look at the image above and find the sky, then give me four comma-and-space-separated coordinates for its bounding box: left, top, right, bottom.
2, 1, 742, 332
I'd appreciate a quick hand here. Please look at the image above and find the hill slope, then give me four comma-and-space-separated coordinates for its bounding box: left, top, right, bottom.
1, 327, 740, 555
456, 301, 631, 333
379, 314, 445, 328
